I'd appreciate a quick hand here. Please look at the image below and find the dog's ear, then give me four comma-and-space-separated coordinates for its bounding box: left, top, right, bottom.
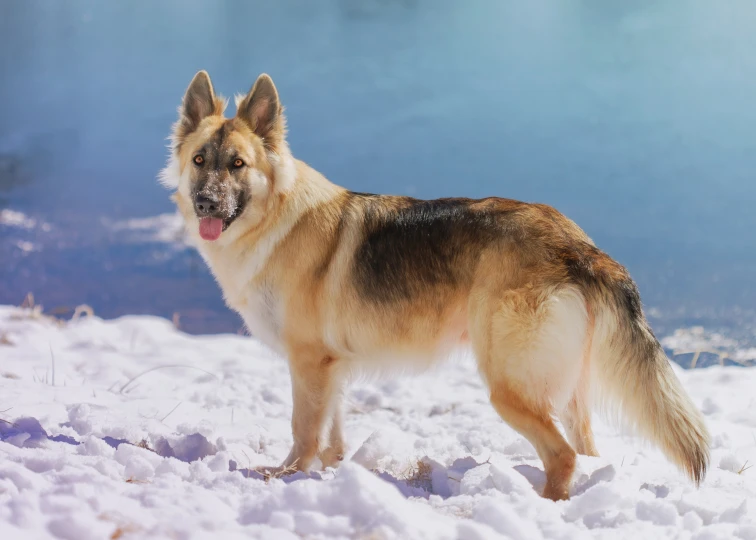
236, 74, 286, 150
175, 71, 222, 146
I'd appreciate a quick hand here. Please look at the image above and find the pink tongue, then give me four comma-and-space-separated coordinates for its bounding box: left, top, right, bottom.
199, 217, 223, 241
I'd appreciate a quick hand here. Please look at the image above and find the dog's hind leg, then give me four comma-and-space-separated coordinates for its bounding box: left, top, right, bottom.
470, 284, 588, 500
489, 386, 577, 501
559, 386, 599, 457
558, 302, 599, 457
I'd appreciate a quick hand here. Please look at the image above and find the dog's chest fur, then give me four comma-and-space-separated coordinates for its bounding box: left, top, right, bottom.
215, 267, 285, 354
238, 282, 285, 355
199, 234, 290, 357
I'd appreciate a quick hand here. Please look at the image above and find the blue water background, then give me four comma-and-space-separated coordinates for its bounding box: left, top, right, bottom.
1, 1, 755, 342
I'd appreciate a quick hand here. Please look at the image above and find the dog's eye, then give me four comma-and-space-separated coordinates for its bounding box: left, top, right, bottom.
233, 159, 244, 168
194, 155, 204, 166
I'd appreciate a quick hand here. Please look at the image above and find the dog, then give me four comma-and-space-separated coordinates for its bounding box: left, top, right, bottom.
159, 71, 710, 500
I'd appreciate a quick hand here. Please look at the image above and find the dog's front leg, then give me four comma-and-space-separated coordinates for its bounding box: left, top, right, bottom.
319, 400, 345, 468
282, 347, 341, 472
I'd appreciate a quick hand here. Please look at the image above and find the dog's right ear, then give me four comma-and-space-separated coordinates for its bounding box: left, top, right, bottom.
175, 71, 223, 147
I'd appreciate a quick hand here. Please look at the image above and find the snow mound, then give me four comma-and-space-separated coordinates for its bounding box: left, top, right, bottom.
0, 305, 755, 539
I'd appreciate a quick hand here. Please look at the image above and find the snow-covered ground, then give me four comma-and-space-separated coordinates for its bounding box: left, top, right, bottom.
1, 306, 755, 540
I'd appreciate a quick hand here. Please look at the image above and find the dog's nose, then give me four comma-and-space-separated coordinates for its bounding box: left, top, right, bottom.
194, 195, 218, 216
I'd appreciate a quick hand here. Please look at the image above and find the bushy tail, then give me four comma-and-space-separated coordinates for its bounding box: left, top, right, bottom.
584, 274, 710, 484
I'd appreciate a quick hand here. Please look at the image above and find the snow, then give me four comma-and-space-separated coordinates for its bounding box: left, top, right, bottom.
0, 209, 51, 232
1, 305, 755, 539
13, 240, 38, 253
106, 212, 188, 248
0, 210, 37, 229
660, 327, 756, 368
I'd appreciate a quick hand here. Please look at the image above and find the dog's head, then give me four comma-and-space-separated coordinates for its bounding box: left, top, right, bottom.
160, 71, 295, 243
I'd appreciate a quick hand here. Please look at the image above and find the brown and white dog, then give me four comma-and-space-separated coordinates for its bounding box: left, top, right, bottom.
160, 71, 709, 500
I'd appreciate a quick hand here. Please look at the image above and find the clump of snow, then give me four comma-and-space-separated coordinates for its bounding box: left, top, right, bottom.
0, 209, 36, 229
733, 348, 756, 363
661, 326, 738, 352
106, 212, 189, 247
1, 417, 53, 448
0, 209, 51, 231
14, 240, 39, 253
154, 433, 218, 462
0, 305, 754, 539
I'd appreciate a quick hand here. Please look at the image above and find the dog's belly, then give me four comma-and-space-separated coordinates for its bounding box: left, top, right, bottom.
325, 304, 470, 374
351, 340, 470, 375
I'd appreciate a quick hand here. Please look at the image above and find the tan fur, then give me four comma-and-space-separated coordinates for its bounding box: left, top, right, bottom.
161, 72, 710, 500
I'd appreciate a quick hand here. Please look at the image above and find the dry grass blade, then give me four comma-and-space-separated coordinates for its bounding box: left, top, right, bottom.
0, 417, 18, 428
49, 344, 56, 387
11, 292, 64, 326
20, 292, 35, 308
400, 459, 433, 491
264, 463, 300, 482
160, 402, 182, 422
124, 477, 150, 484
110, 525, 139, 540
672, 348, 733, 369
98, 513, 141, 539
72, 304, 94, 321
737, 460, 753, 475
253, 460, 300, 483
135, 439, 157, 454
118, 365, 219, 394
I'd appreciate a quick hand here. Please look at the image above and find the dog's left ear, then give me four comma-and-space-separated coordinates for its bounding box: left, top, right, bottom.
236, 74, 286, 150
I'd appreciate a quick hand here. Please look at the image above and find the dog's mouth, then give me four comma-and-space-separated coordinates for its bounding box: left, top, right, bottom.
197, 202, 245, 242
198, 215, 237, 241
198, 216, 225, 241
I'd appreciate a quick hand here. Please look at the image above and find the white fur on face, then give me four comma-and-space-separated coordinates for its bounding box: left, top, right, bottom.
246, 168, 271, 201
